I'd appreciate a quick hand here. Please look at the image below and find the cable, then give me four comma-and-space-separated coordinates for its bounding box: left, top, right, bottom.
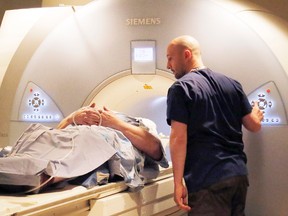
22, 135, 76, 194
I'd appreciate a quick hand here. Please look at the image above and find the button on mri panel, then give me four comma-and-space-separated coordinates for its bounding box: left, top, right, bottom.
247, 81, 288, 125
18, 82, 64, 122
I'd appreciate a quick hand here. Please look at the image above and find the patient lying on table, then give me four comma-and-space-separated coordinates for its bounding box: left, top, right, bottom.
0, 103, 169, 194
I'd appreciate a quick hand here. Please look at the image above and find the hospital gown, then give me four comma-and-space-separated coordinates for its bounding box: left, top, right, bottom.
0, 116, 169, 194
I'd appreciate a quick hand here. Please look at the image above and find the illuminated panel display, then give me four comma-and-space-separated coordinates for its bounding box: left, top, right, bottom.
18, 82, 63, 122
134, 47, 154, 62
247, 81, 287, 125
131, 40, 156, 74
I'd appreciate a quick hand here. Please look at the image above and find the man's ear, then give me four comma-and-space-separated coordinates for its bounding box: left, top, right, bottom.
184, 49, 192, 59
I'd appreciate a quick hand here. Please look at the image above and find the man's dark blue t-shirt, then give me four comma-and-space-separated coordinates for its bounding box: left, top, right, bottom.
166, 68, 252, 193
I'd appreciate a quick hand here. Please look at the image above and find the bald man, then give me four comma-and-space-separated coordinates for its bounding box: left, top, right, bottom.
166, 35, 263, 216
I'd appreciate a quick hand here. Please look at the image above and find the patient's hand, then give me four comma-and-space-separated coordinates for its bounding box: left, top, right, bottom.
57, 103, 101, 129
72, 103, 102, 126
98, 106, 122, 128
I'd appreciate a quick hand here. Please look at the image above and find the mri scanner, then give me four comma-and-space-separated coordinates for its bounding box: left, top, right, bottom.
0, 0, 288, 215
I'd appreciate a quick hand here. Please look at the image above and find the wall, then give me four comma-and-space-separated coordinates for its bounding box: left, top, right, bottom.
0, 0, 42, 26
1, 0, 288, 27
250, 0, 288, 21
42, 0, 92, 7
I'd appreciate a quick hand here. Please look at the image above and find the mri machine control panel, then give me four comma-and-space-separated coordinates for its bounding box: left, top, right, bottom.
18, 82, 63, 122
247, 81, 287, 125
17, 81, 288, 126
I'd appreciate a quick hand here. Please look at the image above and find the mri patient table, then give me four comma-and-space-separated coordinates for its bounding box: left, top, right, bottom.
0, 166, 186, 216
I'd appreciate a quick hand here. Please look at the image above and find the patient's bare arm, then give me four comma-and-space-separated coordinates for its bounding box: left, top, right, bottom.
100, 106, 163, 161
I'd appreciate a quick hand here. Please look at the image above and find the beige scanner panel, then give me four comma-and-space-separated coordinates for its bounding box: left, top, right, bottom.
0, 0, 288, 215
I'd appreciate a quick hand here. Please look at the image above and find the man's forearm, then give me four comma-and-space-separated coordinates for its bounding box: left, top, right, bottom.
170, 136, 186, 185
113, 121, 162, 160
